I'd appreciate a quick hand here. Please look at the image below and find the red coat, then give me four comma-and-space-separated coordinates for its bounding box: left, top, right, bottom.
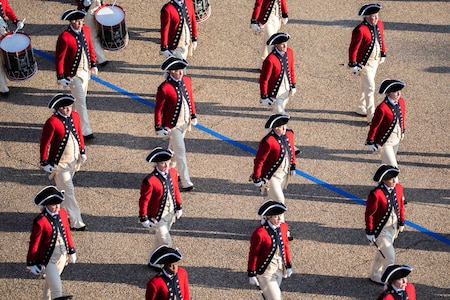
260, 48, 296, 98
146, 267, 190, 300
160, 0, 198, 51
248, 222, 292, 276
377, 283, 416, 300
26, 208, 75, 266
251, 0, 288, 25
55, 25, 97, 79
253, 129, 296, 180
154, 76, 197, 129
365, 184, 405, 237
348, 20, 386, 66
139, 168, 182, 221
367, 98, 406, 146
40, 111, 85, 165
0, 0, 18, 23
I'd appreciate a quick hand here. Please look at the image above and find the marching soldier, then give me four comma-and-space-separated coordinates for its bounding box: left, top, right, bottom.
160, 0, 198, 60
145, 245, 191, 299
250, 0, 289, 70
39, 94, 87, 231
250, 114, 296, 225
365, 165, 406, 284
56, 9, 98, 140
377, 264, 417, 300
348, 3, 386, 124
366, 79, 406, 168
26, 186, 76, 300
259, 32, 296, 114
247, 200, 293, 300
138, 147, 183, 266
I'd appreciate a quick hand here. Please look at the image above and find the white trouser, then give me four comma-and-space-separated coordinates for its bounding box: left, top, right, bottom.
257, 268, 284, 300
69, 76, 93, 136
54, 161, 85, 229
356, 59, 380, 122
149, 211, 176, 256
168, 124, 193, 188
84, 12, 107, 64
42, 239, 68, 300
266, 173, 288, 222
259, 15, 281, 69
0, 34, 9, 93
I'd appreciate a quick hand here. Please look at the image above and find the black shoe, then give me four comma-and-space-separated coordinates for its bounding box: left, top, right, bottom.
180, 186, 194, 192
287, 230, 294, 241
83, 134, 95, 140
70, 226, 86, 231
294, 146, 300, 156
98, 60, 109, 67
53, 296, 73, 300
0, 91, 10, 97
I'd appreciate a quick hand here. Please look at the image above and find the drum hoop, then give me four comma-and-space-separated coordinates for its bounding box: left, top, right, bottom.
95, 4, 125, 26
0, 32, 31, 53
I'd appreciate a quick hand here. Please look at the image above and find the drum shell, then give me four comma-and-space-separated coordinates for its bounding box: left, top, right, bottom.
0, 32, 38, 81
95, 4, 129, 51
194, 0, 211, 23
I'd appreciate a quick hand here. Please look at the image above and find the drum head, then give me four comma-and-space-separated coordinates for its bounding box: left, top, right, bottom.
1, 33, 30, 52
96, 5, 125, 26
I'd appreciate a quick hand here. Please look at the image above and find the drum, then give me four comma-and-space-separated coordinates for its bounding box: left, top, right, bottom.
194, 0, 211, 23
95, 4, 128, 51
0, 32, 38, 81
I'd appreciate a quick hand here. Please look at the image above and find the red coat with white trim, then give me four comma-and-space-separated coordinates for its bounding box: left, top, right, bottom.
40, 111, 86, 165
55, 25, 97, 79
348, 20, 386, 66
251, 0, 288, 25
145, 267, 190, 300
365, 183, 405, 237
0, 0, 18, 23
155, 76, 197, 129
26, 208, 75, 266
260, 48, 296, 98
248, 222, 292, 276
160, 0, 198, 51
139, 168, 182, 221
377, 283, 416, 300
367, 97, 406, 146
252, 129, 296, 180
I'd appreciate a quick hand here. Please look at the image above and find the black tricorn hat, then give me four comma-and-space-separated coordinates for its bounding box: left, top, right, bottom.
373, 164, 400, 182
266, 32, 290, 46
34, 186, 65, 206
48, 94, 75, 109
61, 9, 86, 21
358, 3, 381, 16
381, 264, 412, 284
146, 147, 173, 163
161, 56, 188, 71
265, 114, 290, 129
378, 79, 406, 94
257, 200, 287, 217
149, 245, 182, 265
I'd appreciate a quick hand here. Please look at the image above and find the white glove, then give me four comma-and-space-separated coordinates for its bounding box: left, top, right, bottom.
351, 66, 362, 75
253, 178, 266, 188
248, 276, 259, 286
160, 50, 172, 57
27, 265, 44, 276
398, 226, 404, 233
83, 0, 92, 6
380, 57, 386, 64
290, 88, 296, 96
90, 67, 98, 76
191, 118, 198, 126
58, 78, 72, 87
251, 23, 261, 34
16, 20, 24, 30
81, 154, 87, 163
286, 268, 293, 277
260, 98, 274, 106
367, 144, 380, 152
140, 219, 155, 228
176, 210, 183, 219
281, 18, 288, 25
366, 234, 376, 244
69, 253, 77, 264
401, 133, 405, 140
156, 127, 170, 137
290, 170, 296, 177
192, 41, 197, 50
42, 164, 55, 173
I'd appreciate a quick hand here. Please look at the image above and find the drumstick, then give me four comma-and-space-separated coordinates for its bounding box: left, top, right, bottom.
112, 0, 118, 6
11, 18, 25, 37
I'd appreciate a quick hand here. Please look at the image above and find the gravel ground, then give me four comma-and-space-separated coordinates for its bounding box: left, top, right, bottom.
0, 0, 449, 299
